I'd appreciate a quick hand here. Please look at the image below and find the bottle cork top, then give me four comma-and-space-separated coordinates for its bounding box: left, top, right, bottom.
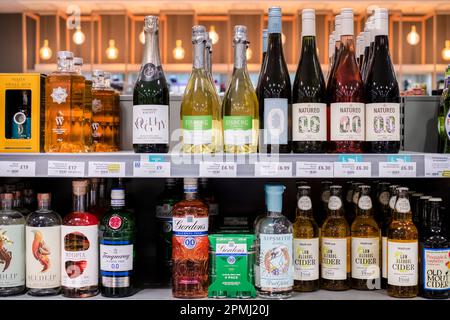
72, 180, 88, 195
1, 193, 14, 200
37, 193, 51, 201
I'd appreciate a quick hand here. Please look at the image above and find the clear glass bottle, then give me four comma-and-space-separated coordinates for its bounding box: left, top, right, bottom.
104, 72, 120, 151
13, 191, 30, 217
198, 178, 219, 233
381, 184, 398, 288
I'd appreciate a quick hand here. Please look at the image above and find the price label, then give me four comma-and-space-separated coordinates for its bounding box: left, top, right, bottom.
88, 161, 125, 177
133, 161, 171, 177
255, 162, 292, 177
334, 162, 371, 177
47, 161, 85, 177
379, 162, 416, 177
424, 155, 450, 177
0, 161, 35, 177
199, 162, 237, 177
296, 162, 333, 177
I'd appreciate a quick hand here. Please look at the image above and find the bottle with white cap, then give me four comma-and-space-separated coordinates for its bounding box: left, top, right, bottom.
362, 16, 375, 81
360, 28, 371, 77
326, 15, 342, 88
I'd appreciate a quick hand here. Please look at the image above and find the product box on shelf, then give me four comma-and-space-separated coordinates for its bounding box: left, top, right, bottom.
0, 73, 45, 152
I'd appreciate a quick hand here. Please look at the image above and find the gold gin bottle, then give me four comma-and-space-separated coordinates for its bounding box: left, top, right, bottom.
321, 185, 351, 291
45, 51, 86, 152
104, 72, 120, 151
351, 185, 381, 290
387, 187, 419, 298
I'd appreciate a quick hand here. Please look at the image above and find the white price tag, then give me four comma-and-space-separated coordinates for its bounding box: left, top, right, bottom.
424, 155, 450, 177
48, 161, 85, 177
88, 161, 125, 177
255, 162, 292, 177
199, 162, 237, 177
379, 162, 416, 177
0, 161, 35, 177
334, 162, 371, 177
296, 162, 333, 177
133, 161, 171, 177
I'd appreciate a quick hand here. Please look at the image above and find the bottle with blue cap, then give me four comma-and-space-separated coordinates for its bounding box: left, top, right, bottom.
255, 183, 293, 298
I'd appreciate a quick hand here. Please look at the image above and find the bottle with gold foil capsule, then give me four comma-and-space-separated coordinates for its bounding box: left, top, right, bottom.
351, 185, 381, 290
45, 51, 86, 152
321, 185, 350, 291
293, 186, 319, 292
387, 187, 419, 298
25, 193, 61, 296
104, 72, 120, 151
381, 184, 398, 288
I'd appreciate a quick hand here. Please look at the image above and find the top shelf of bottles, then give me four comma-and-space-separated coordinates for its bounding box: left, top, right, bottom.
0, 152, 448, 178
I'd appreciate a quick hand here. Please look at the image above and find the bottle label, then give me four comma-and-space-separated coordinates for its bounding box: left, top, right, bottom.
358, 196, 372, 210
100, 242, 133, 288
379, 191, 390, 206
422, 248, 450, 291
61, 225, 98, 288
365, 103, 400, 141
321, 237, 348, 280
293, 238, 319, 281
108, 215, 123, 230
351, 237, 380, 280
389, 196, 396, 210
133, 104, 169, 144
263, 98, 288, 145
260, 233, 293, 290
0, 224, 25, 287
50, 87, 68, 104
224, 116, 253, 146
330, 102, 365, 141
382, 236, 387, 278
156, 204, 173, 219
182, 115, 213, 145
328, 196, 342, 210
173, 216, 208, 238
395, 198, 411, 213
321, 190, 330, 203
292, 103, 327, 141
445, 109, 450, 139
26, 226, 60, 289
297, 196, 312, 211
209, 203, 219, 216
387, 240, 418, 286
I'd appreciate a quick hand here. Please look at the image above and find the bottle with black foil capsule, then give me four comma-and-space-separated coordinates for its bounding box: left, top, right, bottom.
257, 7, 291, 153
133, 15, 170, 153
326, 16, 342, 91
100, 188, 135, 297
292, 9, 327, 153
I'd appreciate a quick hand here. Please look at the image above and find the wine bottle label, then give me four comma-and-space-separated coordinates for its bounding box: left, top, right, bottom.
223, 116, 253, 146
209, 203, 219, 216
379, 191, 390, 206
133, 104, 169, 144
321, 237, 348, 280
328, 196, 342, 210
358, 195, 372, 210
351, 237, 380, 280
330, 102, 365, 141
260, 234, 293, 290
61, 225, 99, 288
0, 224, 25, 287
292, 103, 327, 141
263, 98, 288, 145
395, 198, 411, 213
387, 240, 418, 286
297, 196, 312, 211
293, 238, 319, 281
422, 248, 450, 291
365, 103, 400, 141
182, 115, 213, 145
156, 204, 173, 219
100, 241, 133, 288
382, 236, 387, 278
26, 226, 61, 289
445, 109, 450, 139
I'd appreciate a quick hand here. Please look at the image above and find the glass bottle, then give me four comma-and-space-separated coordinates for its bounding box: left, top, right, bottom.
198, 178, 219, 233
255, 29, 268, 96
61, 180, 99, 298
361, 17, 374, 82
387, 187, 419, 298
351, 185, 381, 290
23, 189, 36, 212
321, 185, 350, 291
349, 182, 363, 226
222, 25, 259, 154
292, 9, 327, 153
293, 186, 319, 292
376, 182, 391, 225
205, 33, 214, 85
133, 16, 170, 153
172, 178, 209, 298
0, 193, 25, 296
326, 15, 342, 94
318, 180, 332, 230
411, 192, 424, 228
13, 191, 30, 217
25, 193, 61, 296
104, 72, 120, 151
88, 178, 107, 220
255, 184, 293, 298
382, 184, 399, 288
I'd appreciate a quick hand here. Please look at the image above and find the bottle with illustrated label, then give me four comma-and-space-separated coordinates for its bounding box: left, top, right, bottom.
328, 8, 365, 153
222, 25, 259, 154
255, 184, 293, 298
181, 25, 222, 154
422, 198, 449, 299
321, 185, 350, 291
133, 16, 170, 153
0, 193, 25, 296
198, 178, 219, 233
25, 193, 61, 296
351, 185, 381, 290
292, 9, 327, 153
61, 180, 99, 298
257, 7, 292, 154
293, 186, 319, 292
387, 187, 419, 298
99, 188, 135, 297
172, 178, 209, 298
256, 29, 268, 96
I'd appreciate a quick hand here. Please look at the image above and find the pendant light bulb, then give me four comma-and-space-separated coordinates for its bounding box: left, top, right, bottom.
208, 25, 219, 45
73, 26, 86, 45
173, 40, 185, 60
39, 39, 52, 60
106, 39, 119, 60
406, 25, 420, 46
442, 40, 450, 61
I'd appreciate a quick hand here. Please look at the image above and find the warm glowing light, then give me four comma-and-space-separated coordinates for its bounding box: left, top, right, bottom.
282, 33, 286, 45
173, 40, 185, 60
72, 26, 85, 45
406, 25, 420, 46
209, 25, 219, 45
139, 29, 145, 45
106, 39, 119, 60
246, 47, 253, 60
39, 39, 52, 60
442, 40, 450, 61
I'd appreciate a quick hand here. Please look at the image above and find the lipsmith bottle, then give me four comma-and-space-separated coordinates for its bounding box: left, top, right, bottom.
133, 16, 170, 153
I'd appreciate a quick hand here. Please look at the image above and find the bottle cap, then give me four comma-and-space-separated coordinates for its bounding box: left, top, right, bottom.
37, 193, 51, 201
428, 197, 443, 202
111, 188, 125, 200
374, 8, 389, 36
192, 25, 207, 43
335, 15, 342, 37
233, 25, 248, 43
302, 8, 316, 37
340, 8, 354, 36
57, 51, 74, 59
72, 180, 88, 196
397, 187, 409, 192
92, 69, 104, 77
420, 195, 432, 200
268, 6, 282, 17
144, 15, 158, 32
265, 184, 285, 213
73, 57, 83, 66
184, 178, 198, 186
0, 193, 14, 200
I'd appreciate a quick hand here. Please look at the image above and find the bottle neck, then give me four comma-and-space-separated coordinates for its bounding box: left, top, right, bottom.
90, 186, 98, 207
38, 200, 50, 211
300, 36, 318, 61
205, 46, 212, 75
341, 35, 356, 55
13, 198, 22, 208
57, 58, 73, 73
233, 42, 247, 70
73, 194, 87, 212
1, 200, 12, 210
193, 41, 206, 70
185, 191, 197, 201
267, 210, 283, 218
428, 203, 443, 231
142, 30, 161, 66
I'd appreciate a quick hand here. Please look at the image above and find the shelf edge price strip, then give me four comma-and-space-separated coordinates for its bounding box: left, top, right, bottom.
47, 161, 85, 177
133, 161, 171, 177
199, 161, 237, 177
88, 161, 126, 177
424, 155, 450, 177
334, 161, 371, 178
255, 162, 292, 177
296, 161, 334, 178
0, 161, 36, 177
379, 161, 417, 177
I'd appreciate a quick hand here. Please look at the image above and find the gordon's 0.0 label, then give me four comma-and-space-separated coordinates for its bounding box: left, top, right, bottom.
173, 216, 208, 250
292, 103, 327, 141
422, 247, 450, 291
293, 238, 319, 281
321, 237, 348, 280
387, 240, 418, 286
0, 225, 25, 287
365, 103, 400, 141
351, 237, 380, 280
330, 102, 365, 141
